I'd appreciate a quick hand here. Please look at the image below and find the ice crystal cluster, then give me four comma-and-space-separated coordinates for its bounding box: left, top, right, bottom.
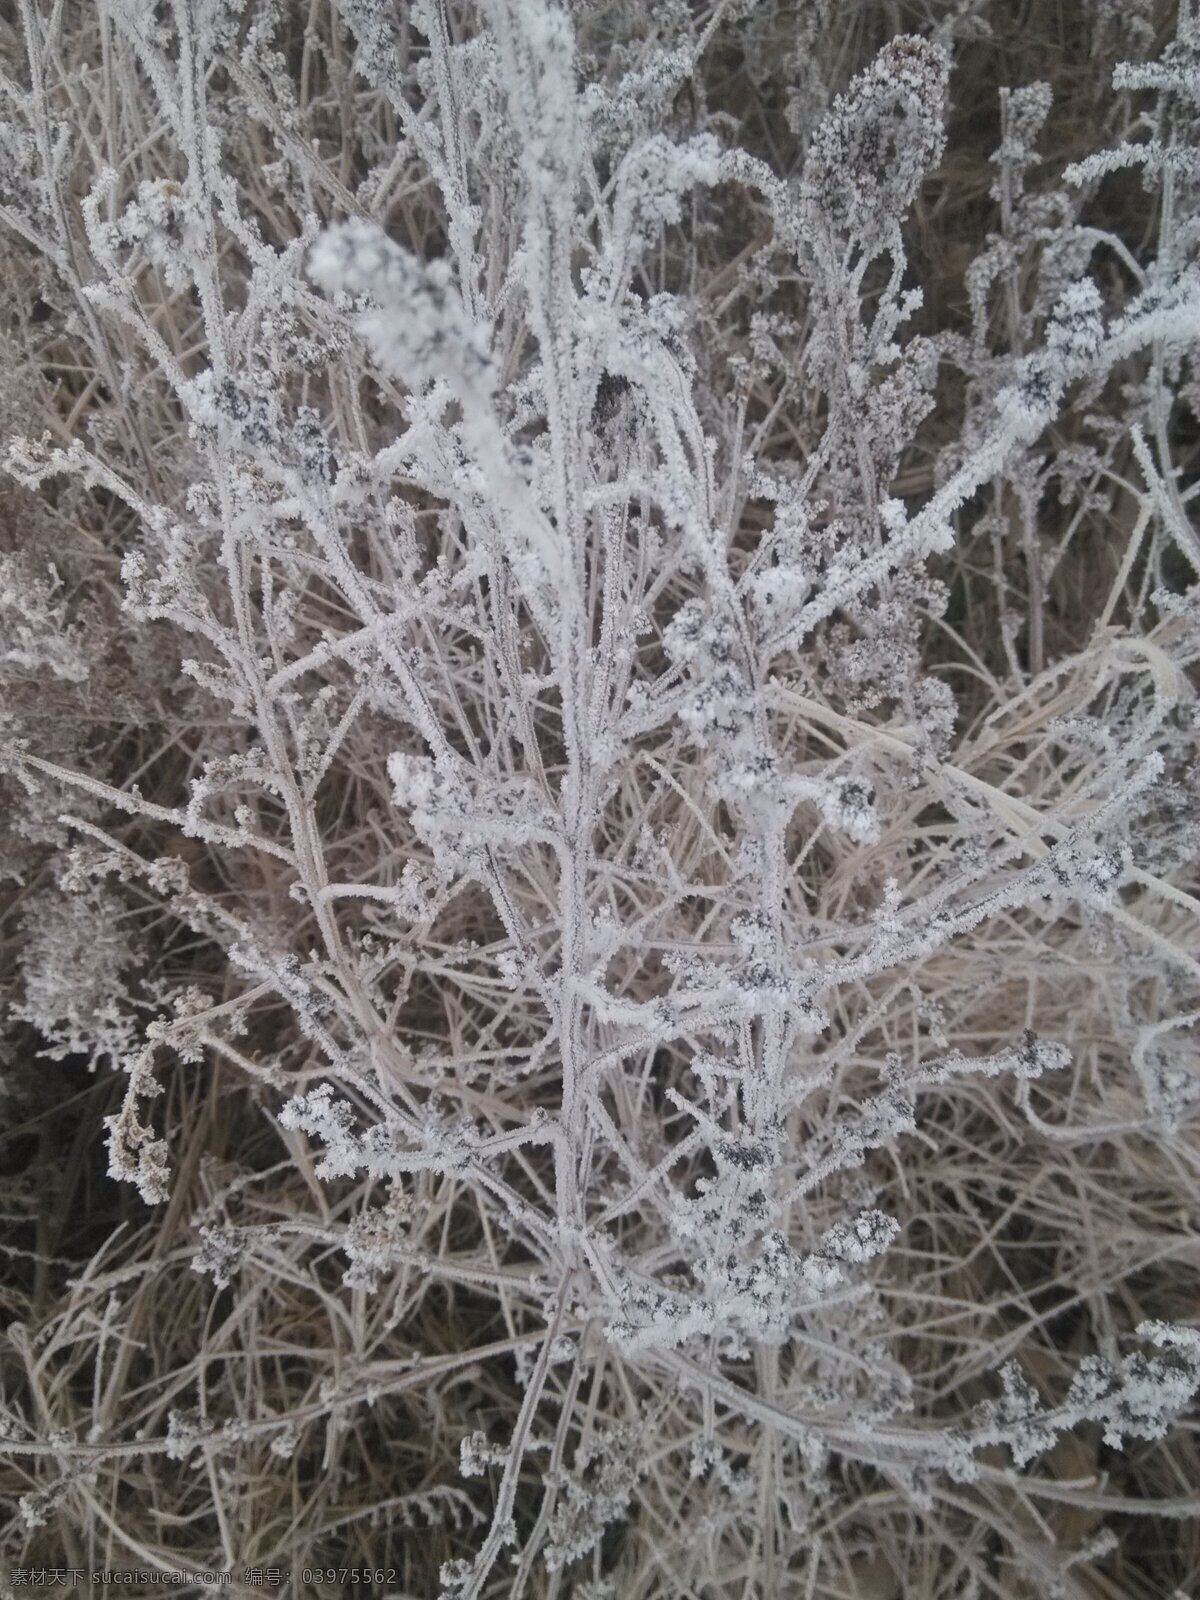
1, 2, 1198, 1596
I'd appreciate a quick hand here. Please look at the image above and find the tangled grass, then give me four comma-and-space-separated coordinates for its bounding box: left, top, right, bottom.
1, 2, 1198, 1597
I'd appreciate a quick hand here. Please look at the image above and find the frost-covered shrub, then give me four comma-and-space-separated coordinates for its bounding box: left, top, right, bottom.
1, 2, 1198, 1596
